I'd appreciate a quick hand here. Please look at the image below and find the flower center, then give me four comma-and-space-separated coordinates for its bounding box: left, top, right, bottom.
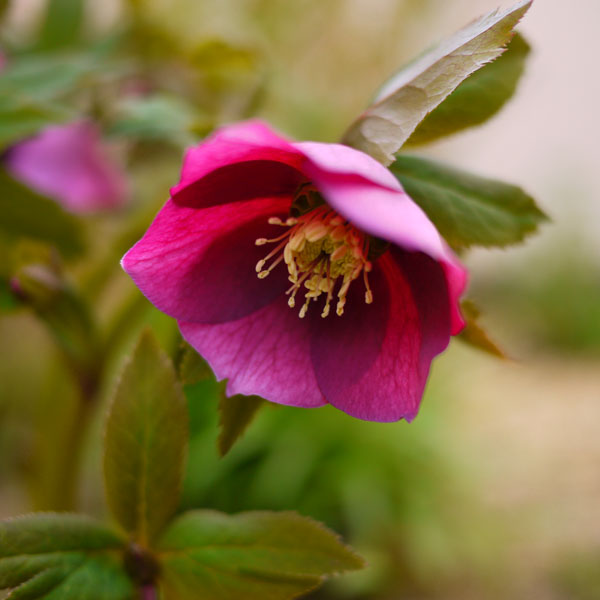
255, 187, 374, 319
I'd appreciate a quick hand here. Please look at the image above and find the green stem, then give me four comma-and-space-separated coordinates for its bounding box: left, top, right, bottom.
53, 385, 97, 511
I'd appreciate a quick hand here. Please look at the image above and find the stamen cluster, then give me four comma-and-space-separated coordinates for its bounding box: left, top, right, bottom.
255, 205, 373, 318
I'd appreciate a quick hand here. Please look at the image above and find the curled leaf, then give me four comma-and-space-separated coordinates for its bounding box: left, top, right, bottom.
341, 0, 532, 164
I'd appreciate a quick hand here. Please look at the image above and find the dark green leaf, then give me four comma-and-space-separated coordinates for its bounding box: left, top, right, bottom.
458, 300, 506, 358
156, 510, 365, 600
390, 155, 548, 249
406, 33, 530, 146
341, 0, 531, 165
218, 394, 264, 458
0, 513, 133, 599
39, 0, 85, 50
0, 169, 85, 258
104, 329, 188, 546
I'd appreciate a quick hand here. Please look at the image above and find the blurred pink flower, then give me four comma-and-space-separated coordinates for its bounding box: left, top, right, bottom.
5, 122, 128, 213
122, 121, 467, 422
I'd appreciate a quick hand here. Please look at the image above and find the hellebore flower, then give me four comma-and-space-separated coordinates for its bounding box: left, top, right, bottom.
122, 121, 467, 422
4, 122, 128, 213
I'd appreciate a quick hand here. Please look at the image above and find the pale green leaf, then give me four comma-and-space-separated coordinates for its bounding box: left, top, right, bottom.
218, 395, 264, 457
0, 513, 133, 599
390, 155, 547, 249
458, 300, 506, 358
406, 33, 530, 146
0, 52, 127, 149
104, 329, 188, 546
157, 510, 365, 600
0, 169, 85, 258
0, 55, 92, 148
110, 96, 202, 147
341, 0, 532, 165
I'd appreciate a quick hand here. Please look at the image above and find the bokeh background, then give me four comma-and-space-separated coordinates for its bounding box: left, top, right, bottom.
1, 1, 599, 599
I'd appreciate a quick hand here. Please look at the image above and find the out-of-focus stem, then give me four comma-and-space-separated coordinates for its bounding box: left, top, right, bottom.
53, 383, 98, 511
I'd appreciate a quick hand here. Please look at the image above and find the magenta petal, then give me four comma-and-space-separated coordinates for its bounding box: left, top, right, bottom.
179, 297, 326, 408
311, 251, 450, 422
294, 141, 401, 191
122, 196, 291, 323
307, 174, 466, 333
5, 122, 128, 213
172, 121, 305, 208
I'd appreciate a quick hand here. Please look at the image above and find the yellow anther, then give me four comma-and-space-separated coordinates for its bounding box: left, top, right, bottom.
255, 207, 376, 319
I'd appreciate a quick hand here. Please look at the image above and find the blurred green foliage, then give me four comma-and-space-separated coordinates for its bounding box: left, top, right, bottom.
0, 1, 598, 599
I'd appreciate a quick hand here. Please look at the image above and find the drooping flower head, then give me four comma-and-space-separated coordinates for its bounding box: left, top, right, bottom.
5, 122, 128, 214
122, 121, 467, 422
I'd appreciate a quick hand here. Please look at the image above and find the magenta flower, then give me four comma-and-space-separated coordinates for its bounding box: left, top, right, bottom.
5, 122, 128, 214
122, 121, 467, 422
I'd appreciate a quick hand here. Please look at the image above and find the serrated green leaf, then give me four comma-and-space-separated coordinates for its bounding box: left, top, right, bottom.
0, 513, 133, 599
406, 33, 530, 146
38, 0, 85, 50
156, 510, 365, 600
458, 300, 506, 358
341, 0, 532, 165
218, 395, 264, 458
104, 329, 188, 546
0, 169, 85, 258
390, 155, 547, 249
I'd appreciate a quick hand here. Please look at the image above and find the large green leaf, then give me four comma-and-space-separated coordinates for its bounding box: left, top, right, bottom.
0, 169, 85, 258
156, 510, 365, 600
104, 329, 188, 546
341, 0, 531, 165
406, 33, 530, 146
390, 155, 547, 249
218, 394, 264, 457
0, 513, 133, 599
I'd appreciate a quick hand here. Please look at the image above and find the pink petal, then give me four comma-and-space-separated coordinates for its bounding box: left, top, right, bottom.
5, 122, 128, 213
172, 121, 305, 208
179, 296, 326, 408
300, 164, 466, 333
294, 141, 401, 191
122, 196, 291, 323
310, 250, 451, 422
